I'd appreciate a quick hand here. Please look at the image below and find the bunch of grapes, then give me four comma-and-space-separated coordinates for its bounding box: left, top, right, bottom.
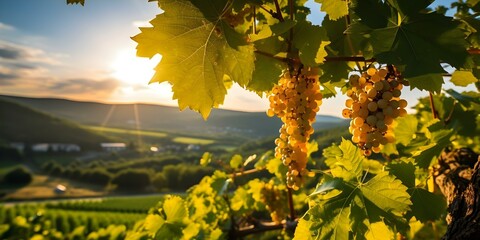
260, 181, 288, 223
267, 68, 322, 190
342, 66, 408, 156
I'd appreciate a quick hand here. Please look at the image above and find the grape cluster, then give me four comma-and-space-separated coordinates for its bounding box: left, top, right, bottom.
267, 68, 322, 190
260, 181, 288, 223
342, 66, 408, 156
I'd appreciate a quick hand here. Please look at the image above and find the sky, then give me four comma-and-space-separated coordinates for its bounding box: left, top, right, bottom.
0, 0, 475, 117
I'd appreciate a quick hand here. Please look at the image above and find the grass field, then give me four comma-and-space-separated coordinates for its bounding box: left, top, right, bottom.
46, 195, 165, 213
172, 137, 215, 145
86, 126, 168, 138
2, 175, 106, 201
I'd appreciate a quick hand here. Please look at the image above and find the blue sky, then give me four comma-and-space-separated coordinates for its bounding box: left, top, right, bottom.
0, 0, 474, 117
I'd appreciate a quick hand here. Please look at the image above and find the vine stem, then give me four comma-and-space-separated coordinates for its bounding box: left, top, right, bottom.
253, 7, 257, 34
287, 187, 296, 220
429, 92, 438, 119
273, 0, 285, 22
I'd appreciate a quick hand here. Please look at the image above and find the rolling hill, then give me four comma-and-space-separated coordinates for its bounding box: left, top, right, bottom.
0, 95, 348, 138
0, 99, 112, 149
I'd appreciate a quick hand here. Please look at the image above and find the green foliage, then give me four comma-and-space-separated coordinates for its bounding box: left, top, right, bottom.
3, 166, 32, 185
111, 169, 152, 191
66, 0, 84, 5
132, 0, 255, 119
52, 0, 480, 239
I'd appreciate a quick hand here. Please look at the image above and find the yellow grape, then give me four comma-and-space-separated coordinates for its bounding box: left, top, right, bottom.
266, 68, 322, 190
343, 65, 409, 155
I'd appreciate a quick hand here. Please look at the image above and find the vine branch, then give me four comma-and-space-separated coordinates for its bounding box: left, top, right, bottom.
429, 92, 439, 119
235, 219, 297, 238
287, 187, 296, 220
273, 0, 285, 22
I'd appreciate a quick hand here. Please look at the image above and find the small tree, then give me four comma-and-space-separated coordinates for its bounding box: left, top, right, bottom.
111, 169, 151, 191
3, 166, 32, 185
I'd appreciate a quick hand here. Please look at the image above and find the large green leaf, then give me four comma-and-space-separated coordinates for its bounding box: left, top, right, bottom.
315, 0, 349, 21
412, 129, 454, 168
323, 139, 364, 182
307, 192, 352, 240
66, 0, 84, 5
407, 74, 444, 94
394, 115, 418, 146
144, 214, 165, 237
294, 219, 314, 240
293, 22, 330, 67
132, 0, 255, 119
302, 170, 411, 239
360, 172, 412, 217
450, 70, 479, 87
387, 161, 416, 188
350, 0, 469, 92
407, 188, 446, 222
163, 196, 188, 223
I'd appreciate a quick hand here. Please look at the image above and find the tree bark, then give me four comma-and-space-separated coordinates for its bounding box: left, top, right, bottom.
433, 148, 480, 240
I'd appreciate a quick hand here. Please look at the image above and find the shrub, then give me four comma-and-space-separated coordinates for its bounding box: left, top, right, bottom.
4, 166, 33, 185
111, 169, 151, 191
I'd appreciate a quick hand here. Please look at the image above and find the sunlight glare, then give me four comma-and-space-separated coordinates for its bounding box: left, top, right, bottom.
111, 49, 159, 85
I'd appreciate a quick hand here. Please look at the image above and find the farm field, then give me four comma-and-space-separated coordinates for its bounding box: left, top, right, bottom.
0, 195, 166, 239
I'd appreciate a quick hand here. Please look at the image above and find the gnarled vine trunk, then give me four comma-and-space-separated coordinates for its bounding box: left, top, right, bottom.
433, 148, 480, 240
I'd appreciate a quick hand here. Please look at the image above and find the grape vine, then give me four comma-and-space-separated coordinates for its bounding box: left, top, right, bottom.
54, 0, 480, 239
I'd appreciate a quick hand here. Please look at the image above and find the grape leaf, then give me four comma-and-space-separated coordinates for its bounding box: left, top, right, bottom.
407, 74, 444, 94
450, 70, 479, 87
360, 172, 412, 217
315, 0, 349, 21
319, 60, 354, 82
365, 221, 394, 240
66, 0, 84, 5
248, 54, 284, 93
294, 219, 314, 240
132, 0, 255, 119
144, 214, 165, 237
163, 196, 188, 223
307, 193, 352, 240
446, 89, 480, 107
386, 0, 433, 17
302, 170, 410, 239
407, 188, 446, 222
394, 115, 418, 146
350, 1, 469, 92
323, 139, 364, 182
310, 177, 344, 198
229, 154, 243, 169
412, 129, 454, 168
293, 22, 330, 67
387, 161, 415, 188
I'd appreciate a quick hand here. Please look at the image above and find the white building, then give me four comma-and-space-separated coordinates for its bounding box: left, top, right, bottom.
100, 143, 127, 152
31, 143, 81, 152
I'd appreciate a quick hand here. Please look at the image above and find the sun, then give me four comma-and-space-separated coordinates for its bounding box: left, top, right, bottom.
110, 49, 160, 85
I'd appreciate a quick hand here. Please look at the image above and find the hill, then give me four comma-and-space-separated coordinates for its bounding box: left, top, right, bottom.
0, 95, 348, 138
0, 99, 112, 149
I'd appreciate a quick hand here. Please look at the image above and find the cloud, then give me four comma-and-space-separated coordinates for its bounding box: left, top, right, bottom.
0, 47, 23, 60
0, 40, 60, 65
48, 78, 120, 95
0, 72, 19, 85
0, 22, 14, 31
